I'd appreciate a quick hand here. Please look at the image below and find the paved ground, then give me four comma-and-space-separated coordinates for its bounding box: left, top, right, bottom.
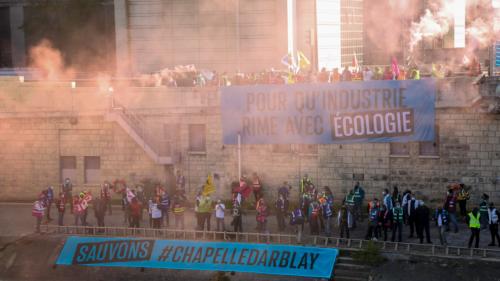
1, 202, 498, 249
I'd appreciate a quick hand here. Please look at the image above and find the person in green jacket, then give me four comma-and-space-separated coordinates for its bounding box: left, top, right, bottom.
392, 201, 404, 242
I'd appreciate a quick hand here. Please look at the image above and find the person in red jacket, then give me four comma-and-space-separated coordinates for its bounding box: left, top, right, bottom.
129, 197, 142, 228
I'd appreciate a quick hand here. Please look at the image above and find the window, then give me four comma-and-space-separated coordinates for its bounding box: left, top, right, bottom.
419, 125, 439, 156
390, 143, 410, 156
84, 156, 100, 184
298, 144, 318, 155
0, 7, 12, 67
272, 144, 292, 153
60, 156, 76, 183
188, 124, 206, 152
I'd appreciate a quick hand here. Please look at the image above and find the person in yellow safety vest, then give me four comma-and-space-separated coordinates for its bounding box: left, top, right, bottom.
467, 207, 481, 248
172, 191, 186, 230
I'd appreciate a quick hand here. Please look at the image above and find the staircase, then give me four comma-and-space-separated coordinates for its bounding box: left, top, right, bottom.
105, 100, 175, 165
333, 250, 373, 281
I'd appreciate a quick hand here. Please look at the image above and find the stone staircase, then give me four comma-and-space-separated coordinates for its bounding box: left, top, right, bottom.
332, 251, 373, 281
105, 101, 176, 165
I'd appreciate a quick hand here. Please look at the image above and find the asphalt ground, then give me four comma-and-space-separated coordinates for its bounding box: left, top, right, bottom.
0, 202, 497, 249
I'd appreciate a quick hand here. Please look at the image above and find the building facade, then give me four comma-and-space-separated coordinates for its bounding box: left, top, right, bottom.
0, 77, 499, 205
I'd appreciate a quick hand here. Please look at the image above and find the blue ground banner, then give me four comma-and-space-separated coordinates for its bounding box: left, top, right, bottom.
56, 236, 338, 278
220, 79, 436, 144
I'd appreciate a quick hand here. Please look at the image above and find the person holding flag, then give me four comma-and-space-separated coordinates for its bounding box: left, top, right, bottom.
391, 56, 400, 80
197, 174, 216, 231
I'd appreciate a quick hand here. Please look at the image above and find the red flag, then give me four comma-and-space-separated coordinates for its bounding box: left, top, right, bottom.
391, 56, 400, 78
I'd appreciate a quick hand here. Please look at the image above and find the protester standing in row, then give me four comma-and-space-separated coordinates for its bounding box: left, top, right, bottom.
468, 207, 481, 248
198, 193, 213, 231
231, 196, 243, 233
215, 199, 226, 232
32, 198, 45, 233
444, 188, 459, 233
160, 191, 170, 227
100, 181, 112, 215
321, 188, 334, 237
291, 206, 305, 243
175, 170, 186, 195
405, 193, 419, 238
480, 194, 490, 229
150, 196, 162, 229
256, 197, 268, 233
337, 204, 351, 238
55, 192, 65, 226
251, 172, 262, 203
379, 205, 392, 241
353, 182, 365, 223
93, 197, 106, 231
435, 207, 449, 246
308, 199, 321, 235
366, 198, 380, 240
457, 183, 470, 217
488, 203, 500, 247
391, 201, 404, 242
62, 178, 73, 213
275, 193, 288, 232
172, 191, 186, 230
129, 197, 142, 228
415, 201, 432, 244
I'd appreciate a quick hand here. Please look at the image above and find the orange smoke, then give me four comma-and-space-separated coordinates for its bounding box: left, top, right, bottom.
28, 39, 75, 81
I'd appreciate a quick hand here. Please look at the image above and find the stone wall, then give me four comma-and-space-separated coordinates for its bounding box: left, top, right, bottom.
0, 78, 499, 207
0, 115, 164, 200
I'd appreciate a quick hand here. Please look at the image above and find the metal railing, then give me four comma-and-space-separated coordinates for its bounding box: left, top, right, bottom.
111, 101, 173, 159
42, 225, 500, 261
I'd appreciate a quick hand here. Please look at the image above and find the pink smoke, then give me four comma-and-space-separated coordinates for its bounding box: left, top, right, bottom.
28, 39, 75, 81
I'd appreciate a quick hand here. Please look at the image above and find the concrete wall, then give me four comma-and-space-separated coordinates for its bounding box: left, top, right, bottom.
126, 0, 288, 74
0, 78, 499, 206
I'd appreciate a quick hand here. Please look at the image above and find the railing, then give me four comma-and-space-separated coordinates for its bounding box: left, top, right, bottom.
111, 101, 173, 159
43, 225, 500, 261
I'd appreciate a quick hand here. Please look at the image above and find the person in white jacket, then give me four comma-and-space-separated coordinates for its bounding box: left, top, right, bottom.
32, 200, 45, 233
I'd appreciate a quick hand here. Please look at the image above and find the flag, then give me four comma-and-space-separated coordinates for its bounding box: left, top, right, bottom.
391, 56, 400, 78
281, 53, 298, 72
297, 50, 311, 70
352, 52, 359, 71
462, 54, 470, 65
202, 174, 216, 196
237, 179, 253, 199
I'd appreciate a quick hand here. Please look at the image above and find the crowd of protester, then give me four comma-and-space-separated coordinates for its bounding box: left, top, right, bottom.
32, 170, 499, 249
137, 56, 482, 88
